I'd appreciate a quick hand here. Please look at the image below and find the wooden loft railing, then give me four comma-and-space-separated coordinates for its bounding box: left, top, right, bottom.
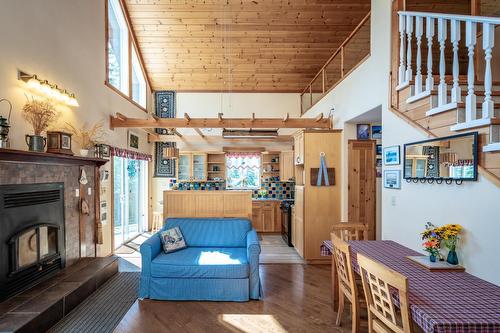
396, 11, 500, 151
300, 12, 371, 115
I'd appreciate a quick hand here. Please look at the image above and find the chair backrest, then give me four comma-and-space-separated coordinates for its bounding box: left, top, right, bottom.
331, 233, 358, 301
332, 223, 369, 241
163, 218, 251, 247
357, 253, 413, 333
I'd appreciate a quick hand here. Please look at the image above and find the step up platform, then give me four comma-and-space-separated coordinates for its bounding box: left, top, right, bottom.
0, 256, 118, 333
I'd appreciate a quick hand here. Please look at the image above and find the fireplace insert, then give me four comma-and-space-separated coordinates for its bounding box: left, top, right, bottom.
0, 183, 65, 301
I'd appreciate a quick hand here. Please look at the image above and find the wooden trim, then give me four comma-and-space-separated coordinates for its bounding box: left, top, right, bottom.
110, 114, 333, 129
110, 157, 115, 253
104, 81, 148, 113
223, 147, 266, 152
104, 0, 150, 113
0, 148, 108, 166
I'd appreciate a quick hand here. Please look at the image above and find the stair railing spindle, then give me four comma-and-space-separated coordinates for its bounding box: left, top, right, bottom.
415, 17, 424, 95
465, 21, 477, 122
450, 20, 462, 103
425, 17, 435, 92
398, 14, 406, 86
406, 15, 414, 83
482, 22, 495, 119
437, 18, 448, 107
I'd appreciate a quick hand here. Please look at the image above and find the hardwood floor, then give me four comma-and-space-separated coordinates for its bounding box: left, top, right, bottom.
115, 264, 354, 333
259, 235, 305, 264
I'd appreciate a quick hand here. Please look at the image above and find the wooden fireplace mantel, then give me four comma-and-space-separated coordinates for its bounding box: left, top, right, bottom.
0, 148, 108, 167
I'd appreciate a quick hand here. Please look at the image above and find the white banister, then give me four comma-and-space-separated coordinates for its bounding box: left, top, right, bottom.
425, 17, 435, 92
482, 22, 495, 119
398, 11, 500, 139
437, 18, 447, 107
450, 20, 461, 103
405, 15, 413, 83
415, 16, 424, 95
398, 15, 406, 87
465, 21, 477, 123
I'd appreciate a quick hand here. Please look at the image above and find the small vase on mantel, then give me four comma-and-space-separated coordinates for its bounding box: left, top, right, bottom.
446, 247, 459, 265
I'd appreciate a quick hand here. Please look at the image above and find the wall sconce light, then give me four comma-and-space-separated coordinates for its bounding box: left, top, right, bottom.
18, 70, 79, 107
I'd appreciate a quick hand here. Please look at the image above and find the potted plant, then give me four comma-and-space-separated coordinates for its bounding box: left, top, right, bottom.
421, 222, 442, 262
22, 96, 58, 152
436, 224, 463, 265
66, 121, 104, 157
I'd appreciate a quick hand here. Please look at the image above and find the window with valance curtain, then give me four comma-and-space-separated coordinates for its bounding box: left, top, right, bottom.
225, 152, 261, 190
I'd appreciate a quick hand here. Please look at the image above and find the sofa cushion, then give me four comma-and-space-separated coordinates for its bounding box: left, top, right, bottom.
151, 247, 249, 279
164, 218, 251, 247
159, 227, 187, 253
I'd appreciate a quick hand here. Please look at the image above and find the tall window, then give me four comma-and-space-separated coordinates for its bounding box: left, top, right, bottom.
131, 47, 146, 108
107, 0, 129, 94
106, 0, 148, 109
226, 153, 261, 190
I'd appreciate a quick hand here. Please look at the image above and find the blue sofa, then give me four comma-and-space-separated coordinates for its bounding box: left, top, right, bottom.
139, 218, 262, 301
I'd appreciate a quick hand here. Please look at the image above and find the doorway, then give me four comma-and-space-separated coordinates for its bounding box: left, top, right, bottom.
348, 140, 376, 239
113, 156, 148, 248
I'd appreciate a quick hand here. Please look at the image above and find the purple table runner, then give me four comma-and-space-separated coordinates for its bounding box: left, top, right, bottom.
321, 240, 500, 333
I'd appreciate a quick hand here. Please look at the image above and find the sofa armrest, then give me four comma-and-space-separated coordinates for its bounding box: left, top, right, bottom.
139, 232, 162, 298
246, 229, 262, 299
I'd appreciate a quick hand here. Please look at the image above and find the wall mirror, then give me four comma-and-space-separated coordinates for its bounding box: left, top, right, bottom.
403, 132, 478, 182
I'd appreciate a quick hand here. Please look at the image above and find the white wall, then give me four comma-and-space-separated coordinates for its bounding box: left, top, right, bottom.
0, 0, 153, 257
382, 104, 500, 286
301, 0, 392, 224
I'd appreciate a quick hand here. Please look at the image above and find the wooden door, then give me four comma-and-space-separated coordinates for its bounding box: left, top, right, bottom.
252, 202, 263, 232
280, 151, 294, 181
348, 140, 376, 240
294, 185, 304, 257
262, 204, 274, 232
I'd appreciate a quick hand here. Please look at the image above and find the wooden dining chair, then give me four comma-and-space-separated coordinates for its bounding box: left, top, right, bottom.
331, 233, 362, 333
357, 253, 413, 333
332, 222, 369, 241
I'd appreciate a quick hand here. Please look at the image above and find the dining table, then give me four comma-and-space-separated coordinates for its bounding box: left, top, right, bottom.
321, 240, 500, 333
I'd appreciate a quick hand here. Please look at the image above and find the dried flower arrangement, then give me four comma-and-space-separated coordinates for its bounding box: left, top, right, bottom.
22, 96, 59, 136
66, 121, 105, 149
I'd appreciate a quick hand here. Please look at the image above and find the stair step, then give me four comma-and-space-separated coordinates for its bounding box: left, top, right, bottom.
483, 143, 500, 152
450, 118, 500, 131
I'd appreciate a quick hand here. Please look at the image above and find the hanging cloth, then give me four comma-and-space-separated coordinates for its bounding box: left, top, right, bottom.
317, 152, 330, 186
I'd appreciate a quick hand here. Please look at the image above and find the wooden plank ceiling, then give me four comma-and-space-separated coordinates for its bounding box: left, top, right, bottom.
124, 0, 371, 92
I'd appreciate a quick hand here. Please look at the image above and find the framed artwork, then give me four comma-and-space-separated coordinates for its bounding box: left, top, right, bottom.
95, 143, 110, 159
128, 131, 139, 149
100, 201, 108, 224
154, 142, 177, 177
376, 158, 382, 178
155, 91, 176, 135
356, 124, 370, 140
384, 170, 401, 189
383, 145, 400, 165
376, 144, 382, 156
372, 125, 382, 139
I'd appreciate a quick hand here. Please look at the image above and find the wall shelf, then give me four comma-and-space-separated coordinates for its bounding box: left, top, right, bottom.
0, 148, 108, 167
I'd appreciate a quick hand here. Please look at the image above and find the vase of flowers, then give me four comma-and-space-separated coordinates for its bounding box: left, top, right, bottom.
22, 96, 58, 152
66, 121, 104, 157
437, 224, 462, 265
421, 222, 441, 262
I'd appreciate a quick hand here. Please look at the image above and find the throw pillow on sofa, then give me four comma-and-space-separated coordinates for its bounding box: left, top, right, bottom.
160, 227, 187, 253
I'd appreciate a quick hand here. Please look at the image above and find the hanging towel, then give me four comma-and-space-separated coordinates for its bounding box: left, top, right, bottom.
317, 153, 330, 186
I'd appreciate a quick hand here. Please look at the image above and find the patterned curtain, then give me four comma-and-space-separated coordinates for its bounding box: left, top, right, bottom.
110, 146, 152, 161
225, 153, 261, 189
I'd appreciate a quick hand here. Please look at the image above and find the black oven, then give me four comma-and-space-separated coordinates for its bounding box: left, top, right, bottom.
280, 201, 293, 247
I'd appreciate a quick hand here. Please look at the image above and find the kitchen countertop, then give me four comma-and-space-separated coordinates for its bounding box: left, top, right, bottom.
252, 198, 294, 202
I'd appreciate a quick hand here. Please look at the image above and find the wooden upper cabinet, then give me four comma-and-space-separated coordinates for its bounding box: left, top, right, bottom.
177, 153, 207, 181
294, 132, 305, 165
280, 151, 294, 181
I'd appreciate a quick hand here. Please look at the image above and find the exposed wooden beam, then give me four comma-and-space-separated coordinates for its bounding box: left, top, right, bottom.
109, 114, 332, 129
184, 113, 191, 122
315, 113, 323, 122
194, 128, 205, 138
283, 113, 289, 122
251, 113, 256, 122
171, 128, 183, 138
218, 113, 224, 122
116, 112, 128, 121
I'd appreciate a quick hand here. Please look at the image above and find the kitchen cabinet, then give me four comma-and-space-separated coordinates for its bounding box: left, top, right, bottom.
280, 151, 294, 181
177, 153, 207, 181
251, 200, 281, 233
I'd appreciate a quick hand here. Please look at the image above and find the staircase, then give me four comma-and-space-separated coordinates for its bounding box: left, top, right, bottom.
391, 10, 500, 185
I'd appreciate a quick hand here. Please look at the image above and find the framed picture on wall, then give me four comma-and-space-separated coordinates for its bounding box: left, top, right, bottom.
356, 124, 370, 140
376, 144, 382, 156
376, 158, 382, 177
383, 145, 400, 165
384, 170, 401, 189
128, 131, 140, 150
372, 125, 382, 139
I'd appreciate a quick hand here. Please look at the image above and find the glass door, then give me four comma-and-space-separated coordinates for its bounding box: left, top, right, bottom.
113, 156, 148, 248
192, 153, 207, 181
178, 154, 191, 181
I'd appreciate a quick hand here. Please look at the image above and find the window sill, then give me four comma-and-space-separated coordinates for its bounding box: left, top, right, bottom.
104, 81, 147, 113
